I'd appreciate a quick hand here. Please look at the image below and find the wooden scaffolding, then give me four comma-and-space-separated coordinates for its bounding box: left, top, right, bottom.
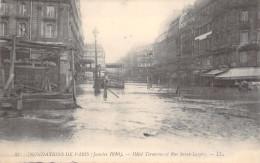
0, 36, 78, 101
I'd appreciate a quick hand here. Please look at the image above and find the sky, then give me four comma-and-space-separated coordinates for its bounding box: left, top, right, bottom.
80, 0, 196, 63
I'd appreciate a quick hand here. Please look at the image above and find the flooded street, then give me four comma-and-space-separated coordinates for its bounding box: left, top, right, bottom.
0, 83, 260, 162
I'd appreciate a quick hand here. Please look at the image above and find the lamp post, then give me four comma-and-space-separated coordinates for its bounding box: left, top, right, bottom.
93, 27, 100, 95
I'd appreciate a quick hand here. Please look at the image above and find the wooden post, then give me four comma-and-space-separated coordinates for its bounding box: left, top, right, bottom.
6, 36, 16, 97
57, 56, 61, 92
71, 48, 76, 102
10, 36, 16, 89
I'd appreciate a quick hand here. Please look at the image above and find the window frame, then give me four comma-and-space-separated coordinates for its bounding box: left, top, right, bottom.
0, 2, 8, 14
257, 51, 260, 64
18, 3, 28, 16
257, 31, 260, 43
45, 23, 55, 38
240, 31, 249, 45
18, 23, 27, 37
239, 51, 247, 64
241, 10, 249, 21
46, 5, 55, 18
0, 22, 6, 36
206, 57, 211, 66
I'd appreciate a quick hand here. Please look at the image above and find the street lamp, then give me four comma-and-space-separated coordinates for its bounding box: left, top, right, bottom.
93, 27, 100, 95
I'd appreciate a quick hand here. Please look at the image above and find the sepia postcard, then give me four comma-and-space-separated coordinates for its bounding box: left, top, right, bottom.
0, 0, 259, 162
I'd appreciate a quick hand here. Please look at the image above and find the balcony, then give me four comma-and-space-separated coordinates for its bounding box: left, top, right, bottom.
227, 0, 256, 8
16, 14, 30, 20
0, 11, 10, 18
239, 21, 250, 30
43, 17, 57, 21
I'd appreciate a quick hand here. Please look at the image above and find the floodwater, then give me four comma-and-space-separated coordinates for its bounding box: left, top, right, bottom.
0, 83, 260, 162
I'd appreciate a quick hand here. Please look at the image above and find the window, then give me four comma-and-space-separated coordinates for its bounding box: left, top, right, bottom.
18, 23, 27, 36
208, 22, 212, 32
197, 40, 200, 51
0, 2, 8, 14
240, 31, 248, 45
258, 51, 260, 64
45, 24, 54, 38
240, 52, 247, 63
257, 32, 260, 43
0, 22, 6, 36
206, 58, 211, 66
241, 11, 248, 21
46, 6, 55, 18
19, 4, 27, 16
207, 37, 212, 50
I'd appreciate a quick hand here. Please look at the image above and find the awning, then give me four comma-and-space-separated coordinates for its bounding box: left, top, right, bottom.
200, 69, 225, 77
192, 70, 208, 75
215, 67, 260, 80
192, 70, 200, 75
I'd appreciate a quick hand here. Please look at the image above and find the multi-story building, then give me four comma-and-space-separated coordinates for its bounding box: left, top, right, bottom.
153, 16, 181, 83
84, 43, 106, 69
153, 32, 169, 82
136, 45, 153, 68
0, 0, 84, 91
167, 16, 180, 63
120, 0, 260, 85
178, 5, 195, 83
155, 0, 260, 85
192, 0, 260, 85
82, 43, 106, 80
119, 44, 153, 82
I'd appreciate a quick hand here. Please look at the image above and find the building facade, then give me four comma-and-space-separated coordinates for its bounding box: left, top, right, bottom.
83, 43, 106, 70
119, 44, 154, 82
192, 0, 260, 85
119, 0, 260, 85
151, 0, 260, 85
0, 0, 84, 91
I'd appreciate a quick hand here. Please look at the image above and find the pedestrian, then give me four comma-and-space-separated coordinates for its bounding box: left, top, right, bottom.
16, 88, 23, 117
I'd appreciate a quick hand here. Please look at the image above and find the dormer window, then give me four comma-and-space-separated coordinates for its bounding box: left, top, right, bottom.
19, 3, 27, 16
46, 6, 55, 18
